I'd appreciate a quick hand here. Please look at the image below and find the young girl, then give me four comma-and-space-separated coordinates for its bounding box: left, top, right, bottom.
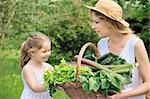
86, 0, 150, 99
20, 32, 53, 99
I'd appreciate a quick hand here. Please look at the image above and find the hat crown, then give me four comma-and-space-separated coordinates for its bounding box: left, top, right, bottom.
95, 0, 123, 20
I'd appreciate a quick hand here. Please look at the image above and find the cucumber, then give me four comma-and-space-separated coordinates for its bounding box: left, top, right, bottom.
97, 53, 112, 63
100, 57, 114, 65
84, 54, 96, 61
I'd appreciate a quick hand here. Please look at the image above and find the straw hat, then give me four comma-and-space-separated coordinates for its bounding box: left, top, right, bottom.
85, 0, 129, 27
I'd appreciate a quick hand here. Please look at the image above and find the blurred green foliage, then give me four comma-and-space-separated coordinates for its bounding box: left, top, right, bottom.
0, 0, 149, 65
0, 53, 23, 99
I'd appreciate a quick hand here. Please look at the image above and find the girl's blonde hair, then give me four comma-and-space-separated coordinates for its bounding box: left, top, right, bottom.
19, 32, 50, 68
91, 10, 133, 35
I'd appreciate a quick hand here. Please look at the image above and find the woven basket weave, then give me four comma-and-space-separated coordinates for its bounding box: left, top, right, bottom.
146, 93, 150, 99
62, 42, 99, 99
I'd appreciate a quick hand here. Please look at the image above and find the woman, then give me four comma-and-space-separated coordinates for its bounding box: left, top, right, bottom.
85, 0, 150, 99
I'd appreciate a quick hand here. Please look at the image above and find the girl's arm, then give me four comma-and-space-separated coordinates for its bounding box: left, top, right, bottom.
107, 40, 150, 99
23, 66, 46, 92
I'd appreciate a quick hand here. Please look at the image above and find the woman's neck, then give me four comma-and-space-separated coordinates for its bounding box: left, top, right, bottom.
108, 32, 132, 45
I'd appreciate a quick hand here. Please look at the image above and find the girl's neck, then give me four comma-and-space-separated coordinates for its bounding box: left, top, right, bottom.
28, 59, 43, 68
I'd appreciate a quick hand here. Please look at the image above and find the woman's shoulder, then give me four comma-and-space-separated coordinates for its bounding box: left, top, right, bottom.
134, 37, 145, 49
130, 34, 143, 41
97, 37, 108, 44
129, 35, 143, 46
129, 35, 145, 52
99, 37, 109, 41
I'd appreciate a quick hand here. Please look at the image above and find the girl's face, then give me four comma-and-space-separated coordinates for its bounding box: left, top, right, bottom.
91, 12, 109, 37
31, 42, 51, 62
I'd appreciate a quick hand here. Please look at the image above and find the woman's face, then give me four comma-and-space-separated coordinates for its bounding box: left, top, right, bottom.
91, 12, 109, 37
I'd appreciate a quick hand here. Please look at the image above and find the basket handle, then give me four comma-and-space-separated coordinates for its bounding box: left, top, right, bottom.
76, 42, 98, 79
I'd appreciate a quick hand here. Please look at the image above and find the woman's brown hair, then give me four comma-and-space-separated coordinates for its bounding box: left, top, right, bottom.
91, 10, 133, 35
19, 32, 50, 68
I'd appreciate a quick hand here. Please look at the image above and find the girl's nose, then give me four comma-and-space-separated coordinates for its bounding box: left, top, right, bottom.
47, 50, 51, 56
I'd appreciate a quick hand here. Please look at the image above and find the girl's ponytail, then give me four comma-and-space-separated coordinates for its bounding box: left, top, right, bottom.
19, 42, 31, 68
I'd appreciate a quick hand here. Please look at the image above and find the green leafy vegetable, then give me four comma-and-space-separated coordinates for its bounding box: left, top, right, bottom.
84, 53, 137, 84
44, 56, 131, 97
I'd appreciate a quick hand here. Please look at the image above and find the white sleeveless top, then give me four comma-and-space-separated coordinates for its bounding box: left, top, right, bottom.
20, 64, 52, 99
97, 37, 145, 99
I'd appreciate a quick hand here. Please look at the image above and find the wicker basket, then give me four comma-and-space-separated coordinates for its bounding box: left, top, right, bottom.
61, 42, 150, 99
62, 42, 99, 99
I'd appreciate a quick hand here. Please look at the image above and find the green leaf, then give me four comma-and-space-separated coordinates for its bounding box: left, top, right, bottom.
81, 82, 90, 92
101, 89, 108, 97
49, 84, 56, 96
89, 77, 97, 91
93, 79, 100, 92
109, 76, 121, 90
101, 79, 107, 89
79, 76, 88, 83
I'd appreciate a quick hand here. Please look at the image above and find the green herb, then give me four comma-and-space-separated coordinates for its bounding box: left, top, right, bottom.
83, 53, 137, 84
44, 57, 131, 97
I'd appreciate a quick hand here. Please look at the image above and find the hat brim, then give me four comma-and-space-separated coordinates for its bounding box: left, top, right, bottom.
84, 5, 129, 27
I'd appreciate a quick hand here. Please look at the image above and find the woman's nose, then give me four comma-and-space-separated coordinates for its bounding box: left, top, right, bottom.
91, 22, 96, 30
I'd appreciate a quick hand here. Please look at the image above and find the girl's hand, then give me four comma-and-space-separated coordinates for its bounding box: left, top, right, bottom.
96, 93, 106, 99
106, 93, 125, 99
106, 94, 118, 99
55, 85, 63, 90
106, 94, 120, 99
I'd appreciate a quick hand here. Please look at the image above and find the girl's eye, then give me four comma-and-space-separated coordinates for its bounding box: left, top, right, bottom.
42, 51, 47, 53
42, 49, 51, 53
48, 49, 51, 52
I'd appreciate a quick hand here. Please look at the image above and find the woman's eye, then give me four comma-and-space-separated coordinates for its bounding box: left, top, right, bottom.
99, 17, 104, 21
95, 21, 99, 23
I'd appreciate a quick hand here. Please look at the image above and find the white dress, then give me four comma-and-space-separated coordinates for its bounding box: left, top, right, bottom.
20, 65, 52, 99
97, 37, 145, 99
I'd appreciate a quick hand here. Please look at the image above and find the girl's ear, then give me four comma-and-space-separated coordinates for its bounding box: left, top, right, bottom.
28, 48, 36, 57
